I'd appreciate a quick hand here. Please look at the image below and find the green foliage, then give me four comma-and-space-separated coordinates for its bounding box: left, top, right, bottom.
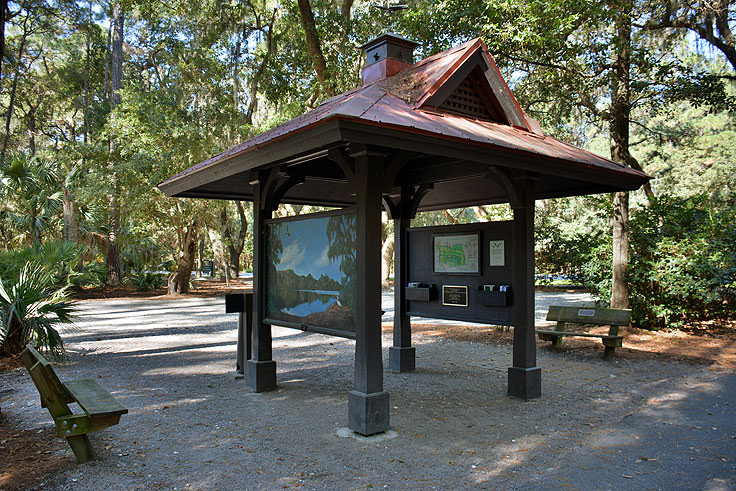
70, 262, 108, 289
582, 195, 736, 329
637, 102, 736, 202
0, 153, 63, 246
535, 196, 610, 284
1, 0, 735, 331
126, 271, 166, 291
536, 225, 600, 285
0, 240, 82, 287
0, 263, 76, 358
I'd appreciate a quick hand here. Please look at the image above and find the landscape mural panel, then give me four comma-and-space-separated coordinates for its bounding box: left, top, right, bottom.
265, 211, 356, 335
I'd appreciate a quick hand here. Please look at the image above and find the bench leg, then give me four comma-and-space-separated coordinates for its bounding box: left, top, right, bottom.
551, 335, 563, 350
603, 346, 616, 360
66, 435, 95, 463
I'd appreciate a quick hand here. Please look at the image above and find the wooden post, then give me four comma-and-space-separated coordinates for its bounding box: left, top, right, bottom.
389, 185, 414, 372
348, 145, 390, 435
66, 435, 95, 463
237, 293, 253, 374
507, 175, 541, 399
226, 292, 253, 377
247, 178, 277, 392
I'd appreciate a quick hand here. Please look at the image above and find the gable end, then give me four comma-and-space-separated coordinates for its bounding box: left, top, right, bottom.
419, 48, 529, 130
438, 67, 507, 123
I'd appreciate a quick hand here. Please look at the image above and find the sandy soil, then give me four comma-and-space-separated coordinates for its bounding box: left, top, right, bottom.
71, 277, 253, 301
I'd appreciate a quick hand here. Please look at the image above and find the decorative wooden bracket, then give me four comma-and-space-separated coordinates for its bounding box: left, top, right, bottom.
383, 150, 412, 192
266, 174, 305, 211
382, 195, 400, 219
487, 167, 539, 210
404, 183, 434, 219
327, 147, 356, 183
258, 168, 305, 212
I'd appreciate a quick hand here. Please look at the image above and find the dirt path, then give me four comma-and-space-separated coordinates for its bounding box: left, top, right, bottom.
1, 292, 734, 490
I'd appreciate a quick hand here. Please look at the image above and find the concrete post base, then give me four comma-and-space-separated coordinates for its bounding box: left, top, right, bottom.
508, 366, 541, 400
246, 360, 277, 392
348, 390, 390, 436
389, 346, 415, 372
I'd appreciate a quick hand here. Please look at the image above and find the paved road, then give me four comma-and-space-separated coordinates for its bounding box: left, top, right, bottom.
518, 371, 736, 490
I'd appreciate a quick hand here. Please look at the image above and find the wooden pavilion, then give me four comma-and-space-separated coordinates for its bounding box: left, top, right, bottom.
159, 34, 649, 435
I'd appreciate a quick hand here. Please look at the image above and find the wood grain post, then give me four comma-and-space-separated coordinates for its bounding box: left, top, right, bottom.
389, 185, 415, 372
507, 175, 541, 399
226, 292, 252, 376
348, 145, 390, 435
238, 293, 253, 374
66, 435, 95, 463
247, 177, 277, 392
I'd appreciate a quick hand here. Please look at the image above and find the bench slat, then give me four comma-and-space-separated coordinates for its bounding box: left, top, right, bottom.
546, 305, 631, 326
535, 330, 622, 339
64, 378, 128, 417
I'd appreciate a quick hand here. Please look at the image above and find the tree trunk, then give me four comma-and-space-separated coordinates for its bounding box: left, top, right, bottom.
442, 209, 463, 224
1, 0, 7, 80
341, 0, 354, 19
244, 11, 276, 125
103, 13, 112, 100
220, 202, 248, 279
168, 223, 198, 294
296, 0, 333, 97
83, 0, 92, 146
611, 191, 629, 309
106, 2, 124, 285
62, 188, 79, 243
1, 9, 29, 161
26, 103, 36, 155
609, 1, 632, 310
196, 236, 204, 278
232, 31, 241, 112
381, 227, 394, 288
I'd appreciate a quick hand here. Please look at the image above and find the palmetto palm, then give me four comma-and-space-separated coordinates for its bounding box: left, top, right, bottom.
0, 153, 62, 247
0, 263, 76, 358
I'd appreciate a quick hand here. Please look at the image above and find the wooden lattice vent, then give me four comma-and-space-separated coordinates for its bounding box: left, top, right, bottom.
439, 77, 501, 122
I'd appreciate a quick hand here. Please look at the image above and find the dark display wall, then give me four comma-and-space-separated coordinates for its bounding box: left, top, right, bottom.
405, 221, 514, 325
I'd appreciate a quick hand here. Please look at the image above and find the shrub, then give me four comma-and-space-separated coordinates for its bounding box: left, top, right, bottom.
127, 271, 166, 291
536, 222, 602, 285
582, 194, 736, 329
70, 261, 108, 288
0, 240, 82, 287
0, 263, 76, 358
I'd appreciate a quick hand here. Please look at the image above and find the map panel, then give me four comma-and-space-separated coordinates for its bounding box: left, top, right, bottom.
433, 233, 480, 274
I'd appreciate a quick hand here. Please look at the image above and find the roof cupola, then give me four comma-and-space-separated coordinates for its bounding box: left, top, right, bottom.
360, 33, 419, 85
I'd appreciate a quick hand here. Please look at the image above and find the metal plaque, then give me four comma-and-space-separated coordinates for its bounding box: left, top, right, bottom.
442, 285, 468, 307
578, 309, 596, 317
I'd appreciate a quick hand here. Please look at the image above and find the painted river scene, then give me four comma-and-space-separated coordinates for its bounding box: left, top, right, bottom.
265, 211, 356, 334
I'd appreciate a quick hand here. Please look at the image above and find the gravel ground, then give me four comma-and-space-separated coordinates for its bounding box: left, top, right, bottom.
2, 292, 734, 490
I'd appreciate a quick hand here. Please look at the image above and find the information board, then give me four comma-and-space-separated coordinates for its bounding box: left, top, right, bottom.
405, 221, 514, 325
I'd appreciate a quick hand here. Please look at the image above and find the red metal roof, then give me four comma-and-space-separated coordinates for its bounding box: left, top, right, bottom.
161, 38, 647, 188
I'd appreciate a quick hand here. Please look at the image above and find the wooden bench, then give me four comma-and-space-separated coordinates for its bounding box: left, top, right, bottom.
20, 344, 128, 463
536, 306, 631, 360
